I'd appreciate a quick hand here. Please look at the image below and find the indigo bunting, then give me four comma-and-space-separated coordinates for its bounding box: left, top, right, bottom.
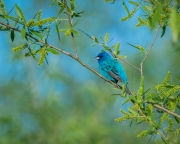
95, 52, 131, 95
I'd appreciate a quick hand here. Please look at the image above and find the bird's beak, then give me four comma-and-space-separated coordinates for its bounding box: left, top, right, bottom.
95, 56, 100, 60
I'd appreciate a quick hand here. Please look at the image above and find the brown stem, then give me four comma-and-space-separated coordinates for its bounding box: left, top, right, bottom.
151, 103, 180, 119
129, 101, 171, 143
0, 21, 121, 90
64, 0, 78, 58
140, 26, 161, 77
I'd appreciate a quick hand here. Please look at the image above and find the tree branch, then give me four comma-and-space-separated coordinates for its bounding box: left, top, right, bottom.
140, 26, 161, 77
0, 21, 121, 90
129, 100, 170, 143
1, 20, 180, 125
64, 0, 78, 58
149, 102, 180, 119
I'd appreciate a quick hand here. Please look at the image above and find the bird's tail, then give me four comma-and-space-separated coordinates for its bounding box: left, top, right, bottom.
126, 85, 132, 95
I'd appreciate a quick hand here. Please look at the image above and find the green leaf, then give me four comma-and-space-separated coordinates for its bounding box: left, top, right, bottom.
47, 48, 60, 55
128, 1, 140, 6
72, 21, 78, 28
92, 36, 99, 43
161, 25, 166, 38
30, 30, 43, 38
58, 6, 64, 15
15, 4, 26, 23
142, 6, 151, 15
55, 21, 60, 41
122, 2, 130, 16
170, 8, 179, 43
149, 6, 162, 29
104, 33, 109, 45
114, 41, 120, 55
122, 98, 130, 105
103, 45, 111, 50
10, 30, 15, 42
71, 29, 80, 35
91, 43, 97, 46
21, 27, 26, 39
128, 107, 138, 114
127, 43, 146, 53
146, 104, 152, 116
117, 55, 127, 59
59, 29, 68, 32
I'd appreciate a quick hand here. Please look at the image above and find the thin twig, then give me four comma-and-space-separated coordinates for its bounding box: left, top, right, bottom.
129, 100, 171, 143
0, 21, 121, 90
140, 26, 161, 77
118, 57, 140, 71
64, 0, 78, 58
149, 102, 180, 119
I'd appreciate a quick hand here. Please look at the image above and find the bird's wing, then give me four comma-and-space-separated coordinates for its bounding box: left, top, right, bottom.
102, 60, 123, 83
107, 70, 123, 82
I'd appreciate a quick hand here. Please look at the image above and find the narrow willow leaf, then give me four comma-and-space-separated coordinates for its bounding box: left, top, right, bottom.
58, 6, 64, 15
55, 21, 60, 41
128, 1, 140, 6
10, 30, 15, 42
117, 55, 127, 59
170, 8, 178, 43
59, 29, 68, 32
92, 36, 99, 43
128, 107, 138, 114
122, 98, 130, 105
31, 30, 43, 38
15, 4, 26, 23
161, 25, 166, 38
114, 41, 120, 55
122, 2, 130, 16
91, 43, 97, 46
142, 6, 151, 15
127, 42, 146, 52
103, 45, 111, 50
47, 48, 60, 55
71, 29, 80, 35
104, 33, 109, 45
72, 21, 78, 28
21, 27, 26, 39
149, 6, 162, 29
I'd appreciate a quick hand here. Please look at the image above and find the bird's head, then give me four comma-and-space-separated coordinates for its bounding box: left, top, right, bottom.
95, 52, 112, 64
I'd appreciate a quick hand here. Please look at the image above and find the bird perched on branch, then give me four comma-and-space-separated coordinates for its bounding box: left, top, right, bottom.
95, 51, 131, 95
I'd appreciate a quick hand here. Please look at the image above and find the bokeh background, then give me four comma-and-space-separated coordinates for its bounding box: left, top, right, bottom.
0, 0, 179, 143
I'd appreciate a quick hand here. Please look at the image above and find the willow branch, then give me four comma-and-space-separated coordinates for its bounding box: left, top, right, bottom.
64, 0, 78, 58
1, 21, 180, 124
129, 100, 170, 143
0, 21, 121, 90
148, 102, 180, 119
140, 26, 161, 77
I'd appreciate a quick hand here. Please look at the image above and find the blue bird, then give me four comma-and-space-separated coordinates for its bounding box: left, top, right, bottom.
95, 51, 131, 95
